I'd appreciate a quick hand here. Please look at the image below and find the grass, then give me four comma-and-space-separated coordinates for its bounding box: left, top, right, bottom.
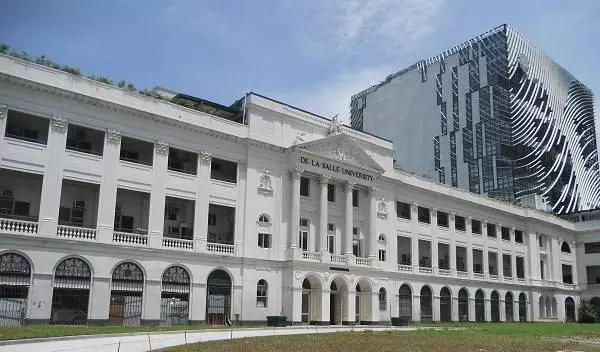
0, 324, 234, 341
162, 323, 600, 352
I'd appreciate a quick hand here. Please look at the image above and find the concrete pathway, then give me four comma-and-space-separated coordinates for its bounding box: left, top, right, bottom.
0, 326, 415, 352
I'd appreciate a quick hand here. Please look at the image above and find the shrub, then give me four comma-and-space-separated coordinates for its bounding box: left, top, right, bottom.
578, 300, 599, 323
0, 43, 9, 54
61, 65, 81, 76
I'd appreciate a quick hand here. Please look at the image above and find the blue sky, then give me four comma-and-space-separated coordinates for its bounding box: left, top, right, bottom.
1, 0, 599, 122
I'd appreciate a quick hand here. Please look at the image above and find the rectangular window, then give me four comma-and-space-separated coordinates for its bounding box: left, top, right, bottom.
501, 226, 510, 241
471, 219, 482, 234
437, 211, 449, 227
352, 189, 359, 207
487, 223, 496, 238
120, 136, 154, 166
210, 158, 238, 183
418, 207, 430, 224
299, 230, 308, 251
328, 223, 335, 232
516, 256, 525, 278
258, 233, 271, 248
378, 249, 386, 262
503, 254, 512, 277
328, 234, 335, 254
584, 242, 600, 254
421, 65, 427, 82
434, 136, 441, 171
300, 177, 310, 197
455, 215, 466, 231
482, 156, 494, 192
5, 110, 50, 145
66, 124, 105, 156
440, 102, 447, 135
488, 252, 498, 275
439, 167, 445, 184
468, 161, 480, 193
327, 184, 335, 202
436, 73, 442, 106
168, 148, 198, 175
396, 201, 411, 219
515, 230, 523, 243
450, 131, 458, 187
562, 264, 573, 284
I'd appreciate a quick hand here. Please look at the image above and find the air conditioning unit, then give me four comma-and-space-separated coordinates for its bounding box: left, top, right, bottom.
73, 200, 87, 209
0, 189, 14, 198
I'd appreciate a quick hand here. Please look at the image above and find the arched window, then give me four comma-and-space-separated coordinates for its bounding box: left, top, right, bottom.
51, 257, 92, 324
399, 284, 412, 320
161, 266, 191, 326
491, 291, 500, 322
505, 292, 514, 322
0, 253, 31, 326
565, 297, 575, 322
110, 261, 144, 326
458, 288, 469, 322
258, 214, 270, 224
518, 292, 527, 322
256, 279, 268, 308
539, 296, 545, 318
378, 234, 386, 261
561, 242, 571, 254
420, 286, 432, 323
258, 214, 271, 248
440, 287, 451, 322
475, 289, 485, 322
379, 287, 387, 311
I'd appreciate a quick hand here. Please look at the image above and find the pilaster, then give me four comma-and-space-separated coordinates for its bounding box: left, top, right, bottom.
318, 175, 330, 255
195, 151, 212, 251
343, 181, 355, 256
38, 115, 68, 238
368, 186, 377, 259
96, 129, 121, 244
147, 141, 169, 248
289, 168, 303, 251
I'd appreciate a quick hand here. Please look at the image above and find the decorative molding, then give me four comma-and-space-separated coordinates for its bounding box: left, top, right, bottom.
343, 181, 356, 192
238, 160, 248, 168
155, 140, 169, 155
467, 216, 472, 226
411, 202, 417, 211
50, 115, 68, 133
258, 169, 273, 194
199, 151, 212, 164
289, 167, 304, 179
377, 199, 388, 219
368, 186, 377, 198
317, 174, 331, 185
328, 114, 343, 135
106, 129, 121, 144
431, 208, 437, 217
0, 104, 7, 119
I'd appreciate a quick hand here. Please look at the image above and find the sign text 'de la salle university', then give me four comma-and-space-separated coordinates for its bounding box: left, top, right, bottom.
299, 156, 374, 182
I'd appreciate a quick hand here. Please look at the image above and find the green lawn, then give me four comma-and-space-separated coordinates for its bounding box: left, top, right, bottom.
0, 324, 231, 341
162, 323, 600, 352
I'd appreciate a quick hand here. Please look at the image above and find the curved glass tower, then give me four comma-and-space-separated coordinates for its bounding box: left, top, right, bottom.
351, 24, 600, 213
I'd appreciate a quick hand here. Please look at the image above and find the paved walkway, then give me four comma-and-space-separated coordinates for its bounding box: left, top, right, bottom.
0, 326, 414, 352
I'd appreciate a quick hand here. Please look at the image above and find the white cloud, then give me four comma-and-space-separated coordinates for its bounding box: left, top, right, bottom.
285, 0, 446, 56
276, 65, 393, 124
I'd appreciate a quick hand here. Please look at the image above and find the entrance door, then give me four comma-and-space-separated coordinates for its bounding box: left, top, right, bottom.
206, 270, 232, 325
301, 292, 310, 324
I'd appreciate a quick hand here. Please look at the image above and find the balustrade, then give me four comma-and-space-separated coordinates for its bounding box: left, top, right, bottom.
163, 237, 194, 250
113, 231, 148, 246
57, 224, 96, 240
0, 217, 38, 234
206, 242, 234, 255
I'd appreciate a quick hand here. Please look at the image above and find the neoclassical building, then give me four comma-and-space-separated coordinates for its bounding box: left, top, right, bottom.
0, 53, 598, 326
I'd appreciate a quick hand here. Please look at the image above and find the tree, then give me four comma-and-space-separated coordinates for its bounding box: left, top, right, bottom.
578, 300, 599, 323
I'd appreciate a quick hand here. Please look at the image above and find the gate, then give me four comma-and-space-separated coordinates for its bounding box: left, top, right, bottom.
109, 262, 144, 326
206, 270, 231, 325
440, 287, 451, 322
0, 253, 31, 326
160, 266, 190, 326
398, 284, 412, 322
51, 257, 91, 325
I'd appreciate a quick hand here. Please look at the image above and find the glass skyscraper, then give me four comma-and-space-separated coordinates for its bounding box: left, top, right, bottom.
350, 24, 600, 213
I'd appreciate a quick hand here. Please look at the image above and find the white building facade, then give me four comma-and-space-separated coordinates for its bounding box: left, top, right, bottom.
0, 54, 597, 326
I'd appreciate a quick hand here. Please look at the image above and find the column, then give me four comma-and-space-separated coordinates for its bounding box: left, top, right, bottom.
0, 105, 7, 156
38, 116, 68, 237
483, 246, 490, 280
27, 273, 53, 323
571, 241, 578, 286
289, 168, 303, 250
319, 288, 331, 325
469, 296, 476, 322
499, 298, 506, 322
497, 250, 504, 280
195, 151, 212, 251
343, 181, 355, 256
550, 237, 561, 282
450, 235, 457, 276
484, 297, 491, 322
433, 294, 440, 322
511, 254, 517, 281
142, 279, 162, 325
452, 296, 459, 321
189, 282, 206, 324
370, 291, 380, 323
528, 232, 540, 282
345, 290, 356, 324
412, 293, 421, 322
88, 277, 111, 323
432, 238, 439, 275
318, 175, 330, 254
96, 129, 121, 244
411, 235, 419, 272
147, 141, 169, 248
368, 186, 378, 259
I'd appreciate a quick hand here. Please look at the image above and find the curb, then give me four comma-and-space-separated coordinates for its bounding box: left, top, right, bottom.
0, 325, 401, 346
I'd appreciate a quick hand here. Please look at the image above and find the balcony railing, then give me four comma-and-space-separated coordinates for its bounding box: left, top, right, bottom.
331, 254, 346, 264
113, 231, 148, 246
457, 271, 468, 277
57, 224, 97, 240
419, 267, 432, 274
586, 283, 600, 289
473, 273, 484, 279
206, 242, 234, 255
398, 264, 412, 272
302, 251, 321, 262
489, 274, 498, 280
0, 217, 38, 235
163, 237, 194, 250
355, 257, 371, 266
438, 269, 450, 275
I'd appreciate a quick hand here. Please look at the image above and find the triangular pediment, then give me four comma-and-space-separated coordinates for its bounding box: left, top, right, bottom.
290, 133, 385, 174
